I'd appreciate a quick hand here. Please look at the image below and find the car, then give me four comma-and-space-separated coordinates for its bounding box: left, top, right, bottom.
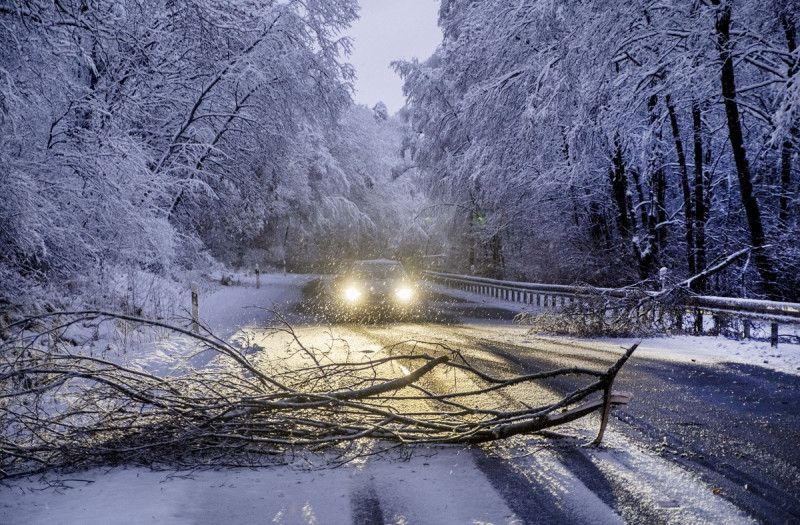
331, 259, 425, 320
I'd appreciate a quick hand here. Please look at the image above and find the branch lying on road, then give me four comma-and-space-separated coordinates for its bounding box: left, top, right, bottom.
0, 311, 636, 478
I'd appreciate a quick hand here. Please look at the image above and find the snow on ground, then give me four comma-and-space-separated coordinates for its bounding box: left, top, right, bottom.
0, 450, 521, 525
483, 430, 757, 525
1, 273, 794, 524
614, 334, 800, 376
0, 434, 754, 525
125, 272, 312, 375
45, 271, 312, 380
190, 271, 309, 339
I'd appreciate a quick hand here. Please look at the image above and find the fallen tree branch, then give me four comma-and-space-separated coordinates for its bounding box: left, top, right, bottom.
0, 311, 637, 477
679, 246, 756, 291
516, 247, 766, 338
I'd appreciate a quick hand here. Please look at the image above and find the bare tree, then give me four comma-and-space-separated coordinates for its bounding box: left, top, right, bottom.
712, 0, 779, 299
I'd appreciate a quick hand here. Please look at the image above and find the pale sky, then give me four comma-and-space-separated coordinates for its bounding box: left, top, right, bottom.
346, 0, 442, 115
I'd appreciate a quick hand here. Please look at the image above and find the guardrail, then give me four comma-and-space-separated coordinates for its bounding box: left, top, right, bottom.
423, 270, 800, 347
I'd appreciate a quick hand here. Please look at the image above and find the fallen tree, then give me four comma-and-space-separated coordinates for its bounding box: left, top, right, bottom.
0, 311, 636, 478
516, 247, 764, 337
514, 283, 688, 337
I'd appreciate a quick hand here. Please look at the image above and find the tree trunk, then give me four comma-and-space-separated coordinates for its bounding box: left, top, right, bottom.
692, 102, 707, 292
629, 167, 657, 280
467, 208, 475, 270
609, 142, 654, 280
648, 95, 667, 253
714, 1, 779, 298
490, 232, 504, 277
780, 13, 798, 226
609, 142, 631, 238
666, 95, 696, 277
781, 140, 794, 227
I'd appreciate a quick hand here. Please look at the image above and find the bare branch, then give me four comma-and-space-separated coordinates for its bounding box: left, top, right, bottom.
0, 311, 637, 477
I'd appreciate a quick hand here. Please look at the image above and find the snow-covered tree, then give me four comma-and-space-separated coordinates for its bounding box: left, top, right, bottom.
397, 0, 800, 299
0, 0, 358, 307
274, 105, 429, 270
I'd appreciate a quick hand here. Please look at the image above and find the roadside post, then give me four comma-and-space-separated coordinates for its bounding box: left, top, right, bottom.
191, 281, 199, 334
255, 264, 261, 289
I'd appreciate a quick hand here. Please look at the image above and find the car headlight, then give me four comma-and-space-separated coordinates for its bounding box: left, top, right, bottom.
343, 286, 362, 302
395, 286, 413, 302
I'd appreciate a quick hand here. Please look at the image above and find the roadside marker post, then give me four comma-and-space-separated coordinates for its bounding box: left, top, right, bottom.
191, 281, 199, 334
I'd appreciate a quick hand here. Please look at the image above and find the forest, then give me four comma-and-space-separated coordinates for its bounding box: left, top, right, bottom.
1, 0, 799, 311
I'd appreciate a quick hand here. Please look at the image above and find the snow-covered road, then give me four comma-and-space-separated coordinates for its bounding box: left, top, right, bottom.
2, 273, 798, 524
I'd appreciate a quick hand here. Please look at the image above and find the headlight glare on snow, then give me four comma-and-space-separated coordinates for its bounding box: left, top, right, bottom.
395, 286, 413, 302
344, 286, 362, 303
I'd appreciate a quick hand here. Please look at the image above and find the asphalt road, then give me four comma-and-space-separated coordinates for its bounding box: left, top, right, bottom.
295, 283, 800, 524
449, 323, 800, 524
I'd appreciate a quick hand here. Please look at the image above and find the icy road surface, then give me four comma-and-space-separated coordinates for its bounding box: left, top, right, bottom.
2, 273, 798, 524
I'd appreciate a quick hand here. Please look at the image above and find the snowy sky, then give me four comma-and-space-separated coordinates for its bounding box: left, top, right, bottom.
346, 0, 442, 114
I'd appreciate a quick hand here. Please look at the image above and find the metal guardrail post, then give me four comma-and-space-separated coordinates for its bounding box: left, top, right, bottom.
712, 314, 722, 336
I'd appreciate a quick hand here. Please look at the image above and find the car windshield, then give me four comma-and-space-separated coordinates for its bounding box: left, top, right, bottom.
348, 262, 406, 280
